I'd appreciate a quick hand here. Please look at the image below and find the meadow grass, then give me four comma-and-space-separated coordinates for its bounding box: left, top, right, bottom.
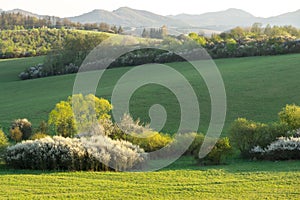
0, 157, 300, 199
1, 54, 300, 135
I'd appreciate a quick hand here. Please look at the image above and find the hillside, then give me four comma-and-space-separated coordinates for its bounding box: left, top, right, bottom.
170, 8, 300, 31
0, 54, 300, 134
68, 7, 189, 28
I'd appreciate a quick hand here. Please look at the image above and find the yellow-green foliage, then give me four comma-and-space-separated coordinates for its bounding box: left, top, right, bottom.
199, 137, 232, 165
49, 94, 112, 137
130, 131, 172, 152
279, 104, 300, 129
0, 129, 8, 147
48, 101, 77, 137
229, 118, 267, 156
30, 132, 49, 140
10, 127, 23, 143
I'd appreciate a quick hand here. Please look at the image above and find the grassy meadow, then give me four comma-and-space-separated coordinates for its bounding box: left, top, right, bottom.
0, 54, 300, 135
1, 157, 300, 199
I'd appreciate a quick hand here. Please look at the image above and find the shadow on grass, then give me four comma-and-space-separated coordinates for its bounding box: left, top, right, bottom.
160, 156, 300, 173
1, 156, 300, 175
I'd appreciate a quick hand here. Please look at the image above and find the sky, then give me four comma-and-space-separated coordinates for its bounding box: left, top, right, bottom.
1, 0, 300, 18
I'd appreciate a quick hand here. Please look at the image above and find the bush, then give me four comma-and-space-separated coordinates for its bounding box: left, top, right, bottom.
229, 118, 267, 157
10, 127, 23, 143
30, 132, 49, 140
129, 132, 172, 152
0, 129, 8, 147
198, 137, 232, 165
48, 94, 112, 137
279, 104, 300, 129
10, 118, 33, 140
250, 137, 300, 160
5, 135, 146, 171
171, 133, 232, 165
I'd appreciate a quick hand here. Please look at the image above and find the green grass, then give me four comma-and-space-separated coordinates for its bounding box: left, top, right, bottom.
1, 157, 300, 199
1, 54, 300, 135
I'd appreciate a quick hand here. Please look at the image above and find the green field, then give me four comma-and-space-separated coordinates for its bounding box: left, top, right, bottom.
1, 54, 300, 134
1, 157, 300, 199
1, 54, 300, 199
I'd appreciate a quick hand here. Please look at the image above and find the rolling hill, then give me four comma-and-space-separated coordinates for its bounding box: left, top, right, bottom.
68, 7, 189, 28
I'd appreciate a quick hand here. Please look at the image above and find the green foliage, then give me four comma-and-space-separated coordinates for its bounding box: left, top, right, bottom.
229, 118, 267, 157
198, 137, 232, 165
129, 132, 172, 152
279, 104, 300, 129
29, 132, 49, 140
230, 118, 292, 158
48, 94, 112, 137
0, 129, 8, 147
48, 101, 77, 137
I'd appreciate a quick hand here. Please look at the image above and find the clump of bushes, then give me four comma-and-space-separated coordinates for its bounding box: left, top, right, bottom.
229, 118, 292, 158
10, 118, 33, 142
5, 135, 146, 171
172, 133, 232, 165
230, 104, 300, 159
251, 136, 300, 160
48, 94, 112, 137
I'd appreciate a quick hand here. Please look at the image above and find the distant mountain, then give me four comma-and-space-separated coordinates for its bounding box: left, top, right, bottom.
170, 8, 300, 31
170, 8, 262, 31
263, 9, 300, 27
6, 9, 42, 18
68, 7, 189, 28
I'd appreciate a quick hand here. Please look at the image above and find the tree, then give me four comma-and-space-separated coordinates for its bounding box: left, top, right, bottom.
0, 129, 8, 147
142, 28, 150, 38
279, 104, 300, 129
117, 26, 123, 34
10, 118, 32, 140
48, 94, 112, 137
48, 101, 77, 137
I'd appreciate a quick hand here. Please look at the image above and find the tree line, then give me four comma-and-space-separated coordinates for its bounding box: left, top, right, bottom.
0, 12, 123, 33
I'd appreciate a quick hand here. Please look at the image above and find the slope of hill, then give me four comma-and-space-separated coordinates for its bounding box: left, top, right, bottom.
264, 9, 300, 27
1, 54, 300, 134
170, 8, 259, 30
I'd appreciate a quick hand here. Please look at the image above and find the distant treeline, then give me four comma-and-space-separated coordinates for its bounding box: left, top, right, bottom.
0, 28, 109, 58
0, 12, 123, 33
189, 23, 300, 58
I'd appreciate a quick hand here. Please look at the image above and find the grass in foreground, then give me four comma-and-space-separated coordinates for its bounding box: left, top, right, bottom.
0, 157, 300, 199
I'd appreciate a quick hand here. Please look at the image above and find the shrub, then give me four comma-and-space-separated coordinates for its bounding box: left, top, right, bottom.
198, 137, 232, 165
10, 127, 23, 143
6, 135, 146, 171
48, 101, 77, 137
5, 136, 85, 170
171, 133, 232, 165
229, 118, 267, 157
48, 94, 112, 137
251, 137, 300, 160
229, 118, 293, 158
129, 131, 172, 152
0, 129, 8, 147
279, 104, 300, 129
30, 132, 49, 140
10, 118, 33, 140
